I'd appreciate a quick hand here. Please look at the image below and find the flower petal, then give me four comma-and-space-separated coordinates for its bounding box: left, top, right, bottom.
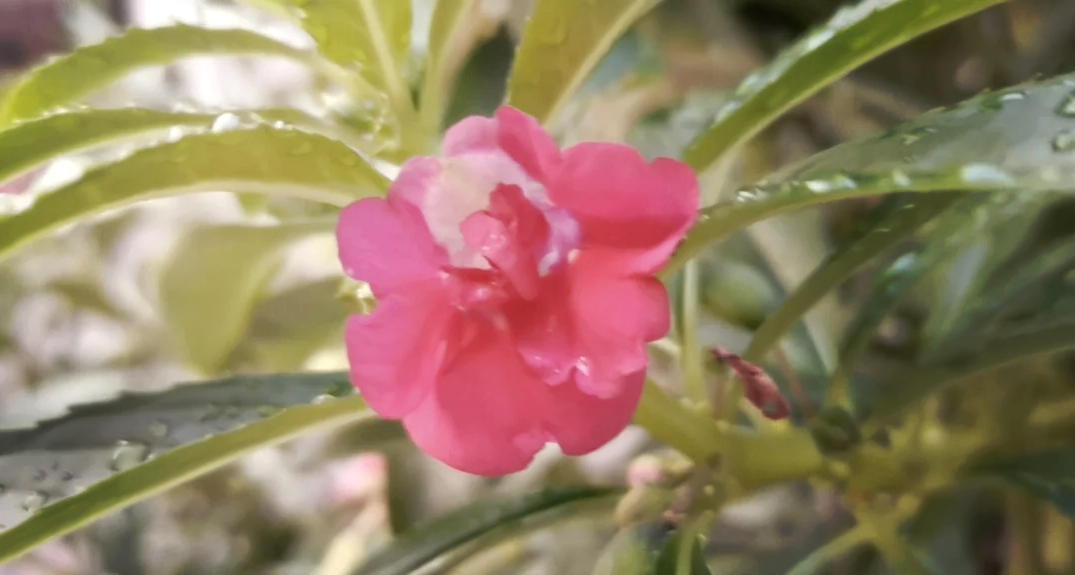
495, 106, 561, 181
548, 144, 698, 273
442, 115, 499, 156
568, 252, 670, 397
336, 192, 447, 297
460, 184, 549, 299
402, 323, 550, 476
542, 370, 645, 456
345, 283, 454, 418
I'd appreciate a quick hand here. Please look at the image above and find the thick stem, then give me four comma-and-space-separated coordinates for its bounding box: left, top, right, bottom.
633, 380, 721, 463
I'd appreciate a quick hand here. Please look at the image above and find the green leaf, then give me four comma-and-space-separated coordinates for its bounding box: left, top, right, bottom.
352, 485, 621, 575
0, 372, 378, 561
592, 521, 675, 575
505, 0, 659, 126
0, 25, 322, 124
653, 529, 713, 575
236, 278, 348, 371
419, 0, 481, 129
665, 71, 1075, 278
258, 0, 413, 112
863, 318, 1075, 424
974, 449, 1075, 519
742, 193, 962, 364
830, 193, 1029, 408
0, 107, 321, 184
0, 125, 388, 264
159, 220, 335, 374
682, 0, 1009, 172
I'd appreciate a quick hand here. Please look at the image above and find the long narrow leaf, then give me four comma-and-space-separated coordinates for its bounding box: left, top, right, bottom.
683, 0, 1009, 172
0, 26, 322, 124
506, 0, 659, 126
0, 126, 388, 263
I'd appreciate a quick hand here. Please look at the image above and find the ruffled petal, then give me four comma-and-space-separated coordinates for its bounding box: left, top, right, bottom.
542, 370, 645, 455
503, 270, 577, 385
336, 189, 447, 297
345, 283, 455, 418
548, 144, 698, 274
402, 323, 550, 475
460, 184, 549, 299
568, 252, 670, 397
494, 106, 561, 181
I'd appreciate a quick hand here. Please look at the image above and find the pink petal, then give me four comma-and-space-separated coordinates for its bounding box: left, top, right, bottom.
402, 323, 550, 475
345, 283, 455, 418
385, 155, 441, 212
494, 106, 561, 181
503, 271, 577, 385
542, 370, 645, 455
336, 194, 447, 297
548, 144, 698, 274
442, 115, 499, 156
568, 252, 670, 397
460, 184, 548, 299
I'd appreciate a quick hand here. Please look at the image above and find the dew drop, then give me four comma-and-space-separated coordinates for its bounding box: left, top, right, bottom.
257, 405, 282, 417
60, 471, 74, 482
211, 112, 241, 133
890, 169, 912, 188
32, 469, 46, 482
110, 440, 150, 472
959, 163, 1013, 186
22, 491, 48, 513
1057, 93, 1075, 117
311, 394, 336, 405
1052, 129, 1075, 152
149, 421, 169, 439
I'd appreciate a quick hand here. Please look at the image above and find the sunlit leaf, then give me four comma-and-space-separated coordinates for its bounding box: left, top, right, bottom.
0, 25, 323, 124
505, 0, 659, 126
0, 126, 389, 263
256, 0, 413, 113
0, 107, 321, 184
683, 0, 1009, 172
666, 71, 1075, 277
419, 0, 483, 129
742, 193, 962, 364
973, 449, 1075, 519
0, 372, 380, 561
159, 220, 335, 374
352, 485, 621, 575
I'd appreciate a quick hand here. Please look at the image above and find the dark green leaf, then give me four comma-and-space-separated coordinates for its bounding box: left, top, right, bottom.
831, 193, 1030, 408
683, 0, 1009, 172
0, 26, 321, 124
506, 0, 659, 125
973, 449, 1075, 519
665, 71, 1075, 277
419, 0, 482, 130
0, 372, 376, 561
0, 107, 322, 184
0, 126, 388, 264
159, 220, 335, 374
742, 193, 962, 364
352, 485, 621, 575
863, 318, 1075, 423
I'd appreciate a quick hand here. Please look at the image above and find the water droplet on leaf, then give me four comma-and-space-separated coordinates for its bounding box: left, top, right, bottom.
111, 440, 150, 472
1053, 129, 1075, 152
211, 112, 241, 133
22, 491, 47, 513
149, 421, 169, 439
1057, 93, 1075, 117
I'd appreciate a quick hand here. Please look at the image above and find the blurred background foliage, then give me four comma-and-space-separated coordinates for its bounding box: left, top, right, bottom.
3, 0, 1075, 573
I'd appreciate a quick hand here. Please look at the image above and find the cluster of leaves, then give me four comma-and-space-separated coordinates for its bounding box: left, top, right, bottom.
3, 0, 1075, 573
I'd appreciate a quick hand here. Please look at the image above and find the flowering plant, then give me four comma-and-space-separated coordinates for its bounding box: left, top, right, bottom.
0, 0, 1073, 573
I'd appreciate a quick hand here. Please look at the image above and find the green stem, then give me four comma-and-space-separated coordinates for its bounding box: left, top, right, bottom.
681, 260, 709, 409
633, 380, 721, 463
785, 525, 871, 575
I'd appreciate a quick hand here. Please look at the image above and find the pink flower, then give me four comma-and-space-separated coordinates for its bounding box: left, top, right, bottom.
336, 106, 698, 476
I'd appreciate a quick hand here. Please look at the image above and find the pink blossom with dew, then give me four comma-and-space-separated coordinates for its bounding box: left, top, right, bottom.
336, 106, 698, 476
